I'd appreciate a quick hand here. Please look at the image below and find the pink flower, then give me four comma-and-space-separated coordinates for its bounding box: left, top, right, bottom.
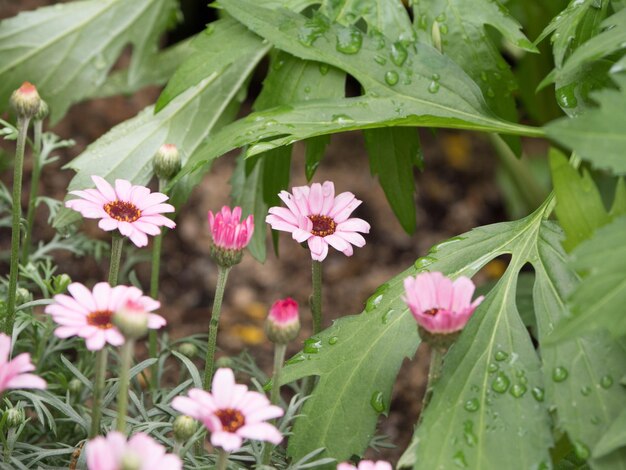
0, 334, 46, 392
66, 175, 176, 247
207, 206, 254, 251
172, 368, 283, 452
266, 181, 370, 261
337, 461, 392, 470
44, 282, 166, 351
402, 272, 484, 334
86, 431, 181, 470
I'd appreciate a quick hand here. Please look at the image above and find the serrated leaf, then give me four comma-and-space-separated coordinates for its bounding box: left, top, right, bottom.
593, 408, 626, 458
534, 221, 626, 470
53, 26, 270, 229
363, 127, 420, 233
549, 148, 610, 251
549, 215, 626, 341
545, 74, 626, 175
0, 0, 175, 122
412, 0, 535, 153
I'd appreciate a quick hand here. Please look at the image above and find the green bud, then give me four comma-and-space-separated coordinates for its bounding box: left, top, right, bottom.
51, 273, 71, 295
34, 99, 49, 121
10, 82, 42, 119
177, 342, 198, 358
209, 245, 243, 268
113, 309, 148, 340
5, 407, 25, 428
153, 143, 181, 181
16, 287, 31, 306
173, 415, 197, 443
68, 378, 83, 394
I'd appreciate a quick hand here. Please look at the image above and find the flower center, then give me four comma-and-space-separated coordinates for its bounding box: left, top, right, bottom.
215, 408, 245, 433
104, 200, 141, 223
424, 308, 440, 316
308, 214, 336, 237
86, 310, 113, 329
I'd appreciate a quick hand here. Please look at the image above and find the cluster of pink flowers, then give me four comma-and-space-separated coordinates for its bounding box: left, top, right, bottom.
45, 282, 165, 350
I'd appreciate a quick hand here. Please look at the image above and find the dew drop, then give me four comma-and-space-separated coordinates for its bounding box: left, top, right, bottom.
600, 374, 614, 389
464, 398, 480, 412
431, 73, 440, 81
494, 350, 508, 362
384, 71, 399, 86
463, 420, 478, 446
552, 366, 569, 382
439, 23, 449, 35
436, 12, 447, 22
374, 54, 387, 65
486, 87, 496, 98
414, 256, 436, 269
580, 385, 592, 396
491, 372, 510, 393
573, 440, 590, 460
303, 338, 322, 354
428, 81, 440, 93
417, 14, 428, 30
285, 353, 306, 365
509, 383, 527, 398
369, 29, 386, 50
531, 387, 545, 402
336, 27, 363, 54
331, 114, 355, 124
556, 85, 578, 109
453, 450, 468, 468
328, 336, 338, 345
382, 309, 395, 324
319, 63, 330, 75
390, 41, 408, 66
365, 284, 389, 311
370, 391, 385, 413
487, 363, 499, 374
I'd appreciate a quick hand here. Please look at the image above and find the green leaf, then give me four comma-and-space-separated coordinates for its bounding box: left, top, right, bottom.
305, 135, 330, 181
0, 0, 176, 122
549, 215, 626, 341
549, 148, 610, 251
534, 221, 626, 469
363, 127, 421, 233
412, 0, 536, 153
177, 0, 541, 183
545, 74, 626, 175
593, 408, 626, 458
53, 24, 270, 229
610, 178, 626, 217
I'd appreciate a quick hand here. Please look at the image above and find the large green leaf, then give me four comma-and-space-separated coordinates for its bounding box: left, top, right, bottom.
53, 22, 270, 229
549, 149, 610, 251
534, 221, 626, 469
545, 74, 626, 175
412, 0, 536, 152
0, 0, 176, 122
593, 408, 626, 459
549, 215, 626, 341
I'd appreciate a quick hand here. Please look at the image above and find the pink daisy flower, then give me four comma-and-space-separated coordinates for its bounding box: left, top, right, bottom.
86, 431, 181, 470
338, 461, 393, 470
266, 181, 370, 261
0, 334, 46, 393
172, 368, 283, 452
402, 271, 484, 335
44, 282, 166, 351
208, 206, 254, 251
66, 175, 176, 247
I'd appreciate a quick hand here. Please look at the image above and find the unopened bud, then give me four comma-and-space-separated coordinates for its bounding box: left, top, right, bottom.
113, 300, 149, 340
177, 342, 198, 358
16, 287, 31, 306
173, 415, 197, 442
51, 273, 72, 295
10, 82, 42, 119
121, 453, 141, 470
34, 99, 49, 121
265, 298, 300, 344
68, 378, 83, 394
5, 407, 25, 428
153, 143, 181, 181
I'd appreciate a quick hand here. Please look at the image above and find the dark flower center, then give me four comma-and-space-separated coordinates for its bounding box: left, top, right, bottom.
308, 214, 336, 237
104, 200, 141, 223
87, 310, 113, 329
215, 408, 245, 433
424, 308, 440, 316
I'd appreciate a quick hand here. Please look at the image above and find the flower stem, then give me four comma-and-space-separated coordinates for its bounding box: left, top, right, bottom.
203, 266, 231, 390
421, 347, 445, 416
89, 348, 108, 438
217, 449, 229, 470
108, 234, 124, 286
148, 178, 166, 389
21, 119, 43, 264
310, 260, 322, 334
5, 116, 31, 335
116, 339, 134, 434
262, 342, 287, 464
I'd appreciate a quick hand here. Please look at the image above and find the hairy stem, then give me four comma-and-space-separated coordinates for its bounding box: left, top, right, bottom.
203, 266, 231, 390
217, 449, 229, 470
89, 348, 108, 438
310, 260, 322, 334
21, 119, 43, 263
263, 342, 287, 464
108, 235, 124, 286
116, 339, 134, 433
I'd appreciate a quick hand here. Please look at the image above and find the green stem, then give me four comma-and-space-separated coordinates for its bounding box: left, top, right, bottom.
310, 260, 322, 334
21, 119, 43, 264
5, 116, 31, 335
489, 134, 548, 213
263, 343, 287, 465
420, 347, 445, 418
203, 266, 231, 390
148, 179, 166, 388
217, 449, 229, 470
116, 339, 134, 433
89, 348, 108, 438
108, 235, 124, 286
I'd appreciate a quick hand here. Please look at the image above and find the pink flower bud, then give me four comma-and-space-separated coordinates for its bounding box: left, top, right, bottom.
10, 82, 42, 119
207, 206, 254, 267
266, 298, 300, 344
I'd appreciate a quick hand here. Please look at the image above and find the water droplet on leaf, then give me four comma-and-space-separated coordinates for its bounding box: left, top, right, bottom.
573, 441, 590, 460
384, 71, 399, 86
494, 350, 508, 362
509, 383, 527, 398
336, 27, 363, 54
303, 338, 322, 354
600, 375, 614, 389
328, 336, 338, 345
390, 42, 408, 66
552, 366, 569, 382
463, 420, 477, 446
491, 372, 510, 393
370, 391, 385, 413
464, 398, 480, 412
580, 385, 592, 396
531, 387, 544, 402
428, 81, 440, 93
